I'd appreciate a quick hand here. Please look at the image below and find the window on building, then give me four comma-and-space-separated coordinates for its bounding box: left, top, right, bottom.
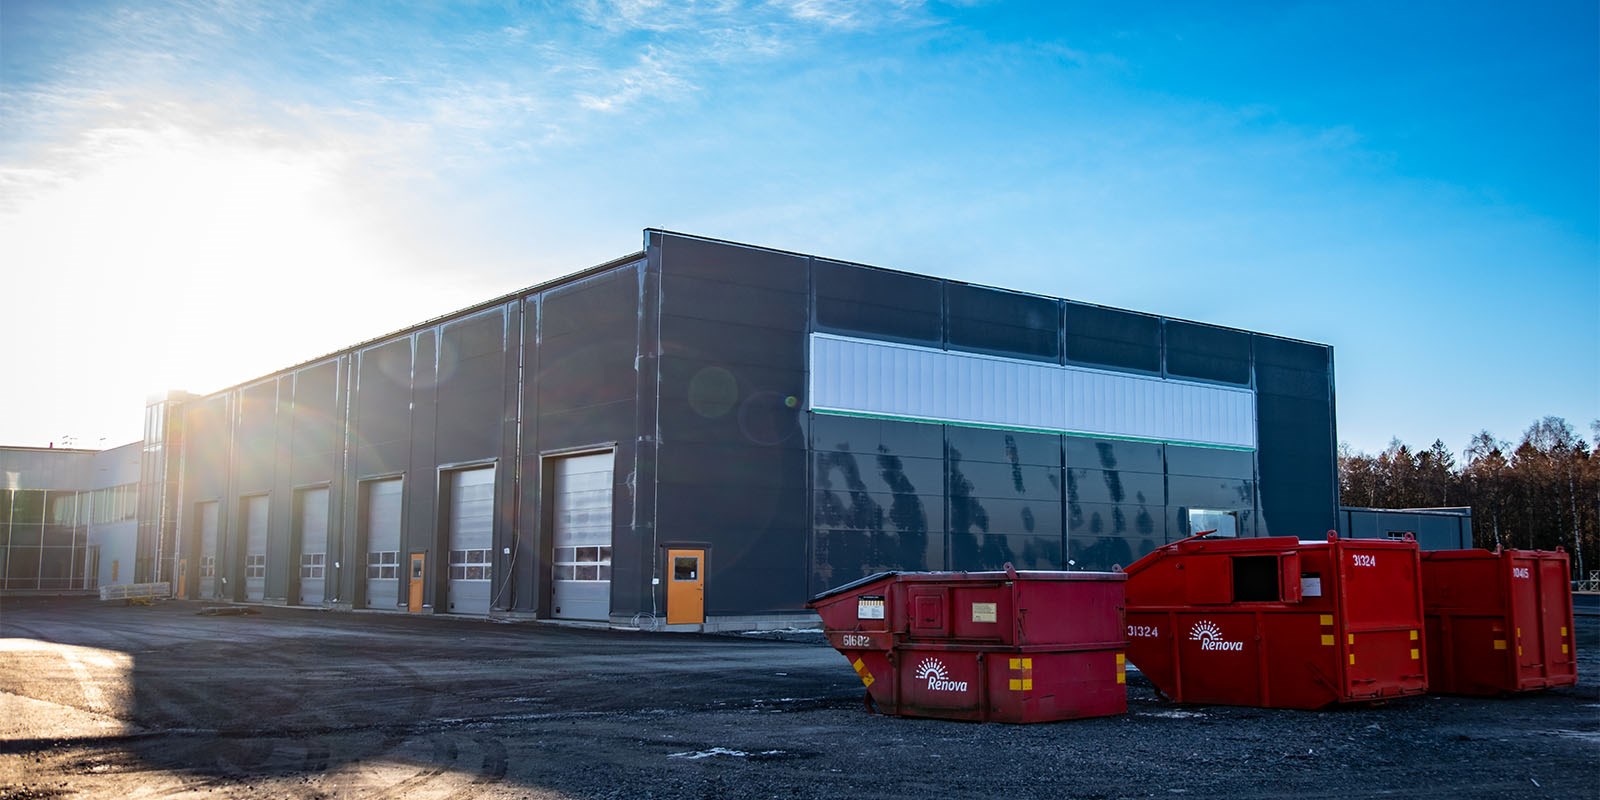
1187, 508, 1240, 538
448, 549, 492, 581
245, 554, 266, 578
300, 553, 325, 579
367, 551, 399, 579
554, 546, 612, 581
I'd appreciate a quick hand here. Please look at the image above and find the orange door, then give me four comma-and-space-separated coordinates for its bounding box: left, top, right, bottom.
408, 552, 427, 613
666, 549, 705, 625
176, 559, 187, 597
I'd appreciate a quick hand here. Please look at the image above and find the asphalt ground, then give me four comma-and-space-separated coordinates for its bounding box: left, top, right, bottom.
1, 597, 1596, 800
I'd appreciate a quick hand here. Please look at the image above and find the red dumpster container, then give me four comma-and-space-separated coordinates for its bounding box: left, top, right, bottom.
1123, 532, 1427, 709
808, 565, 1127, 723
1421, 547, 1578, 695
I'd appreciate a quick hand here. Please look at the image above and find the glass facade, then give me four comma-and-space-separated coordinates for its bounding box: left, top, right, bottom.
0, 485, 134, 591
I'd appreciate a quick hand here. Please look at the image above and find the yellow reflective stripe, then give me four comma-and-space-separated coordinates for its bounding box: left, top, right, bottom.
1321, 634, 1335, 646
1115, 653, 1126, 667
1009, 657, 1022, 670
1023, 678, 1034, 690
861, 672, 874, 687
1410, 648, 1419, 660
1009, 678, 1023, 691
1409, 630, 1418, 641
1349, 654, 1356, 665
1347, 633, 1355, 645
1319, 614, 1333, 626
1493, 640, 1507, 650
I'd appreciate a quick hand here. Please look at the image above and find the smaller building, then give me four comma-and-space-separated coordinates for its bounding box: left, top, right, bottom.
0, 443, 143, 592
1337, 506, 1473, 551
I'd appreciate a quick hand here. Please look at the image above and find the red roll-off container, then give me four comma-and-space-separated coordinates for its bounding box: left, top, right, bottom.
1420, 547, 1578, 695
808, 566, 1127, 723
1123, 532, 1427, 709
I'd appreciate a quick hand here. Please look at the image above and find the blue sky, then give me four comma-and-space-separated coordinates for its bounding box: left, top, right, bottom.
1, 0, 1595, 458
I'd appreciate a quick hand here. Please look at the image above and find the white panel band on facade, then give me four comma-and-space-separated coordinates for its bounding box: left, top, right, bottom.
809, 333, 1257, 450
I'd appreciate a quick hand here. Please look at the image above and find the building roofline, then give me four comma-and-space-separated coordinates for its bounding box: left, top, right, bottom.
646, 228, 1333, 350
187, 249, 647, 402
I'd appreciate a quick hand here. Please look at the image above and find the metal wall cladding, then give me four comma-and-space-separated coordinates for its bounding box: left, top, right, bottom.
654, 233, 810, 614
534, 266, 646, 617
813, 258, 942, 347
1253, 335, 1336, 537
811, 415, 947, 592
1066, 437, 1166, 572
354, 338, 413, 473
235, 380, 280, 494
1064, 302, 1161, 373
289, 361, 341, 487
946, 426, 1063, 572
181, 397, 230, 504
436, 309, 511, 466
1165, 320, 1251, 385
945, 282, 1060, 363
811, 333, 1257, 450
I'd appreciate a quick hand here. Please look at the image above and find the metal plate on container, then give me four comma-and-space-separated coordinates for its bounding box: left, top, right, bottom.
972, 602, 998, 623
858, 596, 885, 619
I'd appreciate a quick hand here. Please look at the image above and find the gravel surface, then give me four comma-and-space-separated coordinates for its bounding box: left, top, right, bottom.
1, 596, 1595, 799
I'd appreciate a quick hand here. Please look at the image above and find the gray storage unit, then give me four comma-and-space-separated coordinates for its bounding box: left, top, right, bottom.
296, 487, 329, 605
445, 466, 494, 614
242, 494, 268, 601
363, 478, 403, 608
552, 452, 613, 621
197, 501, 219, 598
1339, 506, 1472, 551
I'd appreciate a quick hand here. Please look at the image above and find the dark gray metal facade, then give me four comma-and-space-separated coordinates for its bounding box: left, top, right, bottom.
170, 230, 1340, 623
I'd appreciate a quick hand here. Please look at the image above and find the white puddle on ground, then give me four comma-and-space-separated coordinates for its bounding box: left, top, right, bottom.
668, 747, 785, 760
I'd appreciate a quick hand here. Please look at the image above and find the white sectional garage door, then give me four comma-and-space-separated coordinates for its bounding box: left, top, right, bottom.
363, 478, 403, 609
552, 452, 613, 622
297, 487, 329, 606
446, 467, 495, 614
198, 501, 220, 599
242, 494, 269, 601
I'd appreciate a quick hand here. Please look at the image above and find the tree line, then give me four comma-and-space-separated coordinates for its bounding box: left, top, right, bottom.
1338, 416, 1598, 581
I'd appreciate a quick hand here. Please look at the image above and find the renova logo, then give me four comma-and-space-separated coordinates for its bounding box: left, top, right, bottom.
1189, 620, 1244, 652
913, 658, 969, 692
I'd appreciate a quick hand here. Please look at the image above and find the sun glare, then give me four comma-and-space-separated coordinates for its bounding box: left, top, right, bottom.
3, 125, 476, 446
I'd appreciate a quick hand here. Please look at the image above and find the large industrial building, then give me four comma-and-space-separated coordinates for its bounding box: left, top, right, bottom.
9, 231, 1349, 629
